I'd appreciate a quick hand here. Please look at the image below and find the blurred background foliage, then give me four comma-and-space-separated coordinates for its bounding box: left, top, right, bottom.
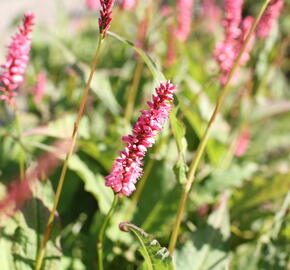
0, 0, 289, 269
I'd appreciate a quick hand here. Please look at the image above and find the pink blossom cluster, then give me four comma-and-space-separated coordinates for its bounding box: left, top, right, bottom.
0, 13, 35, 104
175, 0, 194, 42
99, 0, 115, 39
257, 0, 284, 38
105, 81, 176, 196
119, 0, 136, 10
201, 0, 221, 33
214, 0, 255, 84
85, 0, 100, 10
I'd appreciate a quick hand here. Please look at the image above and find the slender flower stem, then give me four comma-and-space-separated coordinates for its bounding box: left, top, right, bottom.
124, 58, 144, 124
13, 105, 25, 180
97, 195, 119, 270
34, 37, 103, 270
168, 0, 271, 255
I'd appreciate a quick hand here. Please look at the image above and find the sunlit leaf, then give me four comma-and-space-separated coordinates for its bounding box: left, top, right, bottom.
175, 193, 230, 270
119, 222, 174, 270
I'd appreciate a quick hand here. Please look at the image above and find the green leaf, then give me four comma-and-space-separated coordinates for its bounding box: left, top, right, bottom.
119, 223, 174, 270
231, 173, 290, 217
0, 181, 62, 270
205, 163, 258, 193
46, 34, 121, 114
68, 155, 114, 213
170, 110, 188, 184
107, 31, 165, 83
141, 185, 183, 236
23, 114, 90, 139
175, 193, 230, 270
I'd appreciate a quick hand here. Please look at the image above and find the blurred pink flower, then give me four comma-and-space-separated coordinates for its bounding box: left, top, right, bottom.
0, 13, 35, 104
220, 15, 255, 84
175, 0, 194, 41
257, 0, 284, 38
105, 81, 176, 196
235, 128, 250, 157
0, 140, 71, 221
161, 5, 173, 17
222, 0, 243, 40
166, 24, 176, 67
201, 0, 221, 33
99, 0, 115, 39
119, 0, 136, 10
214, 1, 256, 84
85, 0, 100, 10
135, 13, 149, 50
32, 72, 46, 104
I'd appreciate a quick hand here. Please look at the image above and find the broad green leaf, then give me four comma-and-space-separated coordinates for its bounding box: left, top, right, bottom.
0, 181, 62, 270
141, 185, 183, 236
46, 34, 121, 114
107, 31, 165, 83
205, 163, 258, 193
79, 140, 112, 171
23, 114, 89, 139
68, 155, 114, 213
119, 222, 174, 270
231, 173, 290, 217
61, 256, 86, 270
132, 161, 176, 226
175, 193, 230, 270
170, 110, 188, 184
85, 69, 121, 115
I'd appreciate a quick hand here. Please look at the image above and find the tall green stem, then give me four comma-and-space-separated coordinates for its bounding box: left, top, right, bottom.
97, 195, 119, 270
13, 106, 25, 180
35, 37, 103, 270
168, 0, 271, 255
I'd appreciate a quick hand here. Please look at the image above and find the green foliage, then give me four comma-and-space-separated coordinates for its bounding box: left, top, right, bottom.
175, 194, 230, 270
0, 1, 289, 269
119, 222, 174, 270
0, 181, 62, 270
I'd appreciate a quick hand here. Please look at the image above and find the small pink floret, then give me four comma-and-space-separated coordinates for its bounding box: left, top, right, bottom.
105, 81, 177, 196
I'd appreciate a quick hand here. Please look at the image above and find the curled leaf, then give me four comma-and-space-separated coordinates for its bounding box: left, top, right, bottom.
119, 222, 174, 270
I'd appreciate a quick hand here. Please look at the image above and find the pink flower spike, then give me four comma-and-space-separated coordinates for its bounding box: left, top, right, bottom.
201, 0, 221, 33
98, 0, 115, 39
105, 81, 177, 196
257, 0, 284, 38
175, 0, 194, 42
0, 12, 35, 104
214, 1, 257, 85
